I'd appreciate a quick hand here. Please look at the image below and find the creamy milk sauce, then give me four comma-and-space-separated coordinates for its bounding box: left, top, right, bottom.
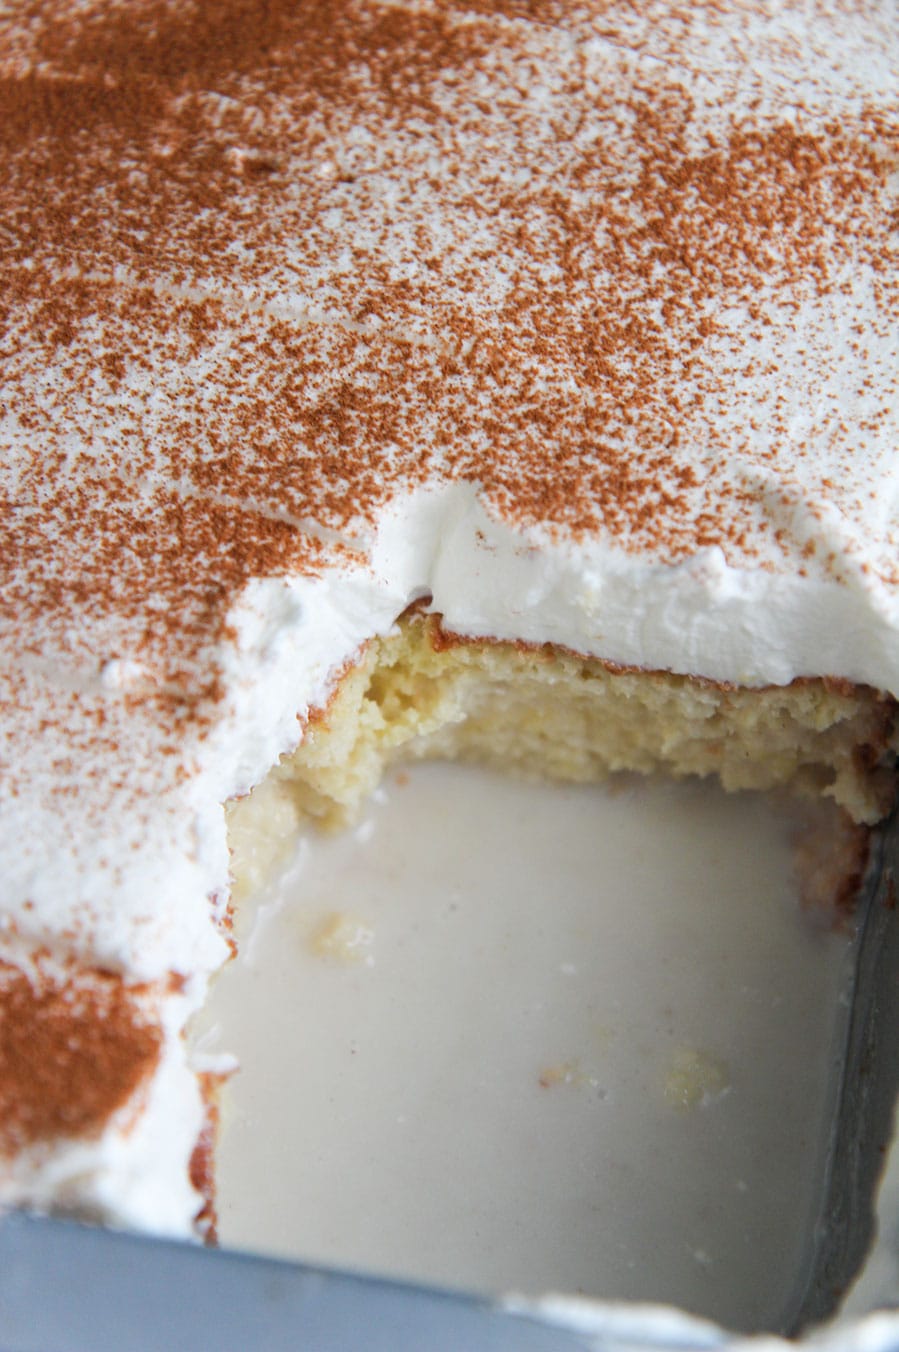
198, 766, 856, 1332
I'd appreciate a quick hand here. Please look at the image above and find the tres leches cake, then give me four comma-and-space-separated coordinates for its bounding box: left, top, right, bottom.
0, 0, 897, 1247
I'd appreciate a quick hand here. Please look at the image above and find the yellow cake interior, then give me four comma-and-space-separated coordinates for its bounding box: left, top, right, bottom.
227, 614, 898, 901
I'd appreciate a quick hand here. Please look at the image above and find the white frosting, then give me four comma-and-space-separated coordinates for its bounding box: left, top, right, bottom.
371, 485, 899, 690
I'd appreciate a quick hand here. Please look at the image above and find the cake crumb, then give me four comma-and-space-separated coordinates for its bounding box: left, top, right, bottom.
538, 1059, 602, 1093
307, 912, 375, 966
664, 1048, 731, 1111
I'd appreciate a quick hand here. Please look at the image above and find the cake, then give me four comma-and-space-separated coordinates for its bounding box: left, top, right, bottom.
0, 0, 897, 1248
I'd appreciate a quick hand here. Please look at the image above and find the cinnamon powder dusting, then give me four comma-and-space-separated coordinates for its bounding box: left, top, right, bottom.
0, 0, 893, 801
1, 0, 896, 716
0, 961, 162, 1152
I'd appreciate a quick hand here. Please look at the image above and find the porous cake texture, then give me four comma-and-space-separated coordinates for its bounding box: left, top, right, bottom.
228, 614, 898, 901
0, 0, 897, 1235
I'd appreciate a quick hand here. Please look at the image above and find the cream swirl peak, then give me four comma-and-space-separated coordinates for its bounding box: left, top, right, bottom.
0, 0, 897, 1235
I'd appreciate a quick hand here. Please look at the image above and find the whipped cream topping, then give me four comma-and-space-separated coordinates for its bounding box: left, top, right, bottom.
0, 971, 210, 1239
0, 0, 896, 1232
